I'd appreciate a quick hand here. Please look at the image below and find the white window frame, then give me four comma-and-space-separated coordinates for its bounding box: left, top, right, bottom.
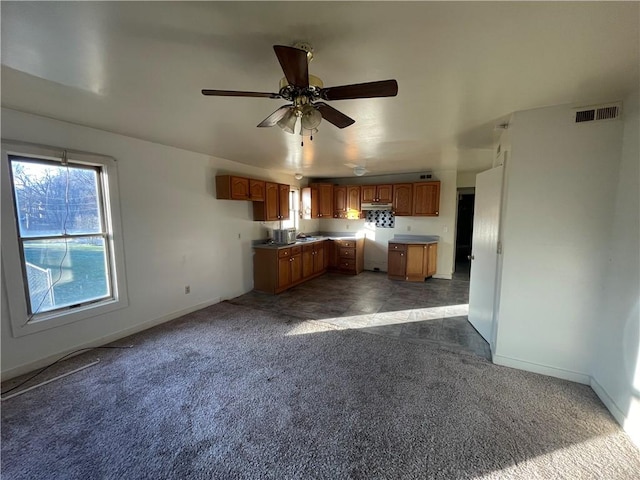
1, 141, 128, 337
281, 187, 300, 230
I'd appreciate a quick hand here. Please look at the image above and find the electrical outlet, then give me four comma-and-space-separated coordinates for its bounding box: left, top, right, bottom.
184, 285, 190, 294
346, 224, 350, 229
407, 225, 411, 231
443, 226, 449, 233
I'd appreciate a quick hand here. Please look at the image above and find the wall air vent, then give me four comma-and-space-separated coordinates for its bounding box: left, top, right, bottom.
574, 102, 621, 124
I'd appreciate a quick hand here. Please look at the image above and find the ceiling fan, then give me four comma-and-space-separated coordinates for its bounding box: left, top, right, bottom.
201, 44, 398, 139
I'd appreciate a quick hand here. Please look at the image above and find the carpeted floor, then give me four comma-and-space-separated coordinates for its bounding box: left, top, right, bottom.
2, 302, 639, 479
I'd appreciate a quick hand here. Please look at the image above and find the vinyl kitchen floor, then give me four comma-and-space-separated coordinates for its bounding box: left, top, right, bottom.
229, 263, 491, 360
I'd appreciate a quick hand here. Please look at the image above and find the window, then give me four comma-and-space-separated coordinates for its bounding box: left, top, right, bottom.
281, 187, 299, 230
2, 142, 128, 336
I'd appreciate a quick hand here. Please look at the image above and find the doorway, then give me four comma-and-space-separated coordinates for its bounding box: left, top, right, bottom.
455, 189, 475, 276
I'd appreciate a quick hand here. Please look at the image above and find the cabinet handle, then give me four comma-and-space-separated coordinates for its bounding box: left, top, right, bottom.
400, 253, 403, 256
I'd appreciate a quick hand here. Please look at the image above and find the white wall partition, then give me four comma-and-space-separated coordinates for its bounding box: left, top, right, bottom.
493, 104, 624, 381
590, 91, 640, 445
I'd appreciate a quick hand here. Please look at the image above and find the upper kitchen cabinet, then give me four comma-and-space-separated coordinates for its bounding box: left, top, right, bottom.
249, 179, 265, 201
333, 185, 347, 218
253, 182, 290, 221
310, 183, 333, 218
362, 184, 393, 203
347, 185, 361, 219
412, 181, 441, 216
216, 175, 250, 200
392, 184, 413, 216
333, 185, 361, 219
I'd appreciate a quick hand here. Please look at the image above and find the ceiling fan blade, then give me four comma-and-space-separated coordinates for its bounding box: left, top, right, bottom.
257, 105, 292, 127
320, 79, 398, 100
315, 102, 355, 129
201, 89, 280, 98
273, 45, 309, 88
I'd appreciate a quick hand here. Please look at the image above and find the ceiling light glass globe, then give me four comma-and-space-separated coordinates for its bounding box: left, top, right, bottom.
277, 109, 298, 134
300, 105, 322, 130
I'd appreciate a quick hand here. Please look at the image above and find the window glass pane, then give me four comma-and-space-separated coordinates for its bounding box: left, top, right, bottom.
23, 237, 110, 314
10, 158, 103, 237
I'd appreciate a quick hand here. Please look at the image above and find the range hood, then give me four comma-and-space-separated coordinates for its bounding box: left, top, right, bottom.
361, 202, 393, 211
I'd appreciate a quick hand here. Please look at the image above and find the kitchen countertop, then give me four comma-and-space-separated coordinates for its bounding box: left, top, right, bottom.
388, 235, 440, 245
253, 232, 362, 249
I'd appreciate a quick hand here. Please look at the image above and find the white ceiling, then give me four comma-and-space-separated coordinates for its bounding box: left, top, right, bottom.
1, 1, 638, 179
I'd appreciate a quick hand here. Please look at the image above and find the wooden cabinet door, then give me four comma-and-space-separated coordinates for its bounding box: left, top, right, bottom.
310, 185, 320, 219
347, 186, 361, 218
263, 182, 280, 221
322, 241, 330, 269
318, 183, 333, 218
361, 185, 376, 203
333, 186, 347, 218
249, 179, 265, 201
302, 245, 314, 278
393, 184, 413, 216
426, 243, 438, 277
313, 244, 325, 273
377, 184, 393, 203
216, 175, 249, 200
278, 184, 290, 220
229, 176, 249, 199
387, 249, 406, 278
413, 181, 441, 216
406, 245, 425, 281
290, 254, 302, 284
326, 240, 338, 269
277, 256, 291, 288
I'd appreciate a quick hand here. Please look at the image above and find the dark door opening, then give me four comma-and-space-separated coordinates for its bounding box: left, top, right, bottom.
455, 191, 475, 275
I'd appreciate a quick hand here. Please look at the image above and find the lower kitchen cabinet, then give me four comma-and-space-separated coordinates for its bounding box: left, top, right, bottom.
328, 238, 364, 275
387, 243, 407, 279
388, 242, 437, 281
302, 242, 326, 278
254, 242, 326, 294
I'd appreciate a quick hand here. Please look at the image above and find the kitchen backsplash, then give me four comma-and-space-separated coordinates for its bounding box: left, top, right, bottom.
365, 210, 395, 228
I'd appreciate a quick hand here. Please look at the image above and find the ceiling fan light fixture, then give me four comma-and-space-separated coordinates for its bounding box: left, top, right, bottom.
294, 173, 304, 180
277, 109, 298, 134
300, 104, 322, 130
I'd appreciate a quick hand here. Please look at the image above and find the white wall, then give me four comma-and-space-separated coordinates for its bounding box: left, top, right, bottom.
494, 103, 624, 382
317, 170, 458, 278
591, 91, 640, 445
456, 171, 479, 188
1, 108, 299, 378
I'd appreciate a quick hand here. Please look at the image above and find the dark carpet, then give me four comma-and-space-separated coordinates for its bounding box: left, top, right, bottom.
2, 302, 639, 479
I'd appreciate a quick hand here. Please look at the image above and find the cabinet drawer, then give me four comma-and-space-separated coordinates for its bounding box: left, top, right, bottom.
336, 240, 355, 248
278, 248, 291, 258
339, 247, 355, 258
338, 260, 356, 271
291, 245, 302, 255
388, 243, 407, 252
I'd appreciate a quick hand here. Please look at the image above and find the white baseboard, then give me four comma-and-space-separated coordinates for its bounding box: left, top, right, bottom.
590, 377, 640, 448
590, 377, 626, 426
1, 297, 222, 381
492, 354, 591, 385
